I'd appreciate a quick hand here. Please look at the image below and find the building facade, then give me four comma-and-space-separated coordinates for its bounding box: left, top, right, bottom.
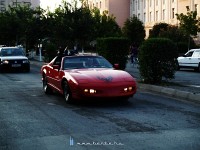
130, 0, 200, 38
87, 0, 130, 27
0, 0, 40, 12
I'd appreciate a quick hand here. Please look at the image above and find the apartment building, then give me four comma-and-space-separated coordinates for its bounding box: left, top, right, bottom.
86, 0, 130, 27
0, 0, 40, 12
130, 0, 200, 38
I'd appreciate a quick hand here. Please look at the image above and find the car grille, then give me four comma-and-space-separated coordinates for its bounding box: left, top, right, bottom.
9, 60, 24, 64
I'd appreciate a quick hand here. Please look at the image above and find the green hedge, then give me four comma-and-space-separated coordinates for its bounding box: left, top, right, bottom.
138, 38, 178, 84
96, 37, 129, 70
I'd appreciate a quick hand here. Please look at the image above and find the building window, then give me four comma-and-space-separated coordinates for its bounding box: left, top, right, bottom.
23, 2, 31, 7
163, 0, 165, 5
0, 7, 5, 12
172, 8, 175, 19
144, 0, 146, 8
172, 0, 174, 3
195, 4, 198, 12
163, 9, 165, 20
138, 0, 140, 10
156, 11, 158, 21
0, 0, 5, 5
144, 13, 146, 22
13, 2, 21, 7
150, 12, 152, 22
133, 0, 135, 11
100, 1, 101, 9
138, 13, 140, 19
150, 0, 152, 7
156, 0, 158, 6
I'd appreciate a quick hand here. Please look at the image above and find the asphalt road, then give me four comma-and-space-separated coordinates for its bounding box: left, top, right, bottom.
0, 64, 200, 150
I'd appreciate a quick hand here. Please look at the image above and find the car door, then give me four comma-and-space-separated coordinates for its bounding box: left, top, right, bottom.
190, 50, 200, 67
49, 56, 62, 90
179, 50, 194, 67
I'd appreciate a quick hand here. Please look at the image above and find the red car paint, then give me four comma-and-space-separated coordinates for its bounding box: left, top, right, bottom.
41, 55, 137, 101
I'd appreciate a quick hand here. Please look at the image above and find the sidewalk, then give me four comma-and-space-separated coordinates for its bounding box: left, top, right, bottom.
125, 62, 200, 103
30, 58, 200, 103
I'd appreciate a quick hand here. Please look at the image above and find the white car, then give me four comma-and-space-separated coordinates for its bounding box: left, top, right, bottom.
177, 49, 200, 72
0, 47, 30, 72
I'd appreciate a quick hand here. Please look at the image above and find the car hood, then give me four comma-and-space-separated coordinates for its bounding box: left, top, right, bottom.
1, 56, 28, 60
65, 68, 135, 83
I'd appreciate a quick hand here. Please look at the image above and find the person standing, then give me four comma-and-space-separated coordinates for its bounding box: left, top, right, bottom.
130, 43, 138, 64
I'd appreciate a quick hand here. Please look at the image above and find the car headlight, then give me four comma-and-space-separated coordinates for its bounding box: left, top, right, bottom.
2, 60, 9, 64
23, 60, 29, 63
84, 89, 97, 94
124, 86, 133, 92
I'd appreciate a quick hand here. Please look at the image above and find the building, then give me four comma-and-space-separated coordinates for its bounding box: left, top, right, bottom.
130, 0, 200, 39
0, 0, 40, 12
86, 0, 130, 27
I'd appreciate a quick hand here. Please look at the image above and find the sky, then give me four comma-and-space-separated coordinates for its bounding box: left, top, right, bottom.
40, 0, 63, 11
40, 0, 81, 11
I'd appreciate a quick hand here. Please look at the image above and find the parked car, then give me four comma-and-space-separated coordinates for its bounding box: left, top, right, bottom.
41, 55, 137, 103
177, 49, 200, 72
0, 47, 30, 72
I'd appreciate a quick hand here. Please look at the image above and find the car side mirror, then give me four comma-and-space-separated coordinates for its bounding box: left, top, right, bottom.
113, 64, 119, 70
53, 65, 60, 70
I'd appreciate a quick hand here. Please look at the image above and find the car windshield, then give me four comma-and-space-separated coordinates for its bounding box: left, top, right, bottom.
0, 48, 25, 57
63, 56, 113, 69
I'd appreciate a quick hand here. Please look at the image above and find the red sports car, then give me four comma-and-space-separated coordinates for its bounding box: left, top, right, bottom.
41, 55, 137, 103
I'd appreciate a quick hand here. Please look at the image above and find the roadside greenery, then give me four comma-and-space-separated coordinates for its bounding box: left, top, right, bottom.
138, 38, 178, 84
122, 15, 145, 46
97, 37, 129, 70
1, 2, 200, 86
176, 7, 200, 49
149, 23, 196, 54
0, 2, 121, 53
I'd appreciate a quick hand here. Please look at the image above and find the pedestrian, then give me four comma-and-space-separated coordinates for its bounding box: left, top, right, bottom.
57, 46, 64, 56
130, 43, 138, 64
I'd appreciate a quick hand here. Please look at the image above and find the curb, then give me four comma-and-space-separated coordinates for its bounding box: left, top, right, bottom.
138, 83, 200, 103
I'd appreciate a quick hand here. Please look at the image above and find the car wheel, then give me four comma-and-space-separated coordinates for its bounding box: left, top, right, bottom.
63, 81, 72, 103
43, 75, 53, 94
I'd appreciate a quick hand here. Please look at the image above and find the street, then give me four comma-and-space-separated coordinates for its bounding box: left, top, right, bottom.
0, 64, 200, 150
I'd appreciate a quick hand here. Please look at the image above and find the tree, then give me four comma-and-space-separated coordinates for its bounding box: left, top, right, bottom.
149, 23, 196, 54
149, 23, 169, 38
91, 8, 121, 38
0, 5, 45, 50
176, 7, 200, 50
122, 15, 145, 46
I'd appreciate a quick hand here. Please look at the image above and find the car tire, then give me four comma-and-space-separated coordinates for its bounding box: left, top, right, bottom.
43, 75, 53, 94
63, 81, 72, 103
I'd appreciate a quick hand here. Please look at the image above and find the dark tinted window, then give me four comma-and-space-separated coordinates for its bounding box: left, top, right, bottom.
63, 56, 113, 69
0, 48, 24, 56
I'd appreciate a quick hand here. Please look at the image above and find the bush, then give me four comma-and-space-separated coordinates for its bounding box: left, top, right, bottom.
96, 37, 129, 70
43, 43, 57, 62
177, 42, 188, 55
138, 38, 178, 84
